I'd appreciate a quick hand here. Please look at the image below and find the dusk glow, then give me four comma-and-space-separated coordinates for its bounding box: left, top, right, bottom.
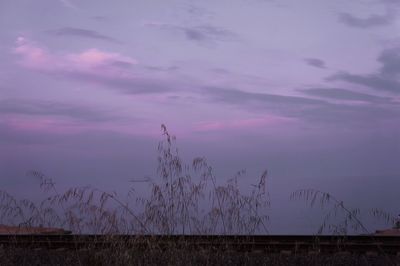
1, 0, 400, 233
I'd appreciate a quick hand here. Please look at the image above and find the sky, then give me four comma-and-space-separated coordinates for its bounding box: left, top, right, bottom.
1, 0, 400, 233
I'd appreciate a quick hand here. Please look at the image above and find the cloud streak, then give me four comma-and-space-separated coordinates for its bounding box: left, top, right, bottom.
0, 99, 119, 122
338, 11, 394, 28
145, 22, 238, 44
59, 0, 78, 10
202, 86, 400, 126
300, 88, 395, 104
327, 72, 400, 93
203, 86, 326, 106
47, 27, 120, 44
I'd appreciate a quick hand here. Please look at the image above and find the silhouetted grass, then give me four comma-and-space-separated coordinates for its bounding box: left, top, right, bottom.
0, 125, 270, 235
291, 188, 397, 235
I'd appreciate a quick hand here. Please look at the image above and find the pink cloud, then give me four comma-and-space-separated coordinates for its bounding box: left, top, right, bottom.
5, 116, 82, 134
14, 37, 136, 78
12, 37, 175, 94
14, 37, 53, 70
67, 48, 136, 69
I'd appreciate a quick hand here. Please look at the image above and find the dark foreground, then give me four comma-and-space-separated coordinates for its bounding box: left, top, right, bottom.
0, 235, 399, 265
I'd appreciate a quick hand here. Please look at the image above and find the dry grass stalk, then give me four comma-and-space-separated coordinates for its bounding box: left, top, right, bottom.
0, 125, 270, 235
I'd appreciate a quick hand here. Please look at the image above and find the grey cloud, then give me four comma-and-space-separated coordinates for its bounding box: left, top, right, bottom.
0, 99, 119, 122
146, 23, 237, 44
203, 86, 326, 106
300, 88, 394, 103
183, 25, 235, 42
144, 65, 179, 72
210, 68, 232, 74
304, 58, 326, 69
202, 86, 328, 120
27, 67, 174, 95
377, 47, 400, 78
202, 87, 400, 125
327, 47, 400, 93
327, 72, 400, 93
91, 16, 108, 22
338, 11, 394, 28
47, 27, 120, 44
62, 71, 175, 94
108, 60, 135, 69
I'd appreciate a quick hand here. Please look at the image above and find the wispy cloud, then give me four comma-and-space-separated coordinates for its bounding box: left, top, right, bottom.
338, 10, 394, 28
145, 22, 238, 44
13, 37, 175, 94
203, 86, 326, 106
202, 86, 327, 121
185, 5, 214, 20
59, 0, 78, 10
304, 58, 326, 69
202, 86, 400, 126
91, 16, 109, 22
327, 72, 400, 93
0, 99, 119, 122
300, 88, 395, 104
47, 27, 120, 44
144, 65, 179, 72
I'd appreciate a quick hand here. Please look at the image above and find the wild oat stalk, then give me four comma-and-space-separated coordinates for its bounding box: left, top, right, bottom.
290, 189, 368, 235
139, 124, 270, 235
1, 124, 270, 235
370, 208, 397, 228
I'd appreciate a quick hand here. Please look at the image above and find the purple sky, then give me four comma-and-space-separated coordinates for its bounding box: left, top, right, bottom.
1, 0, 400, 233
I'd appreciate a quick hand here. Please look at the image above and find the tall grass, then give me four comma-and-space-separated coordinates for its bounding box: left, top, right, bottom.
0, 125, 270, 235
291, 188, 397, 235
1, 125, 397, 236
